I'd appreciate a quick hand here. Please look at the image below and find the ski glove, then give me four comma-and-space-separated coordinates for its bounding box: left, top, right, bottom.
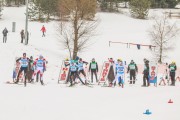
43, 67, 46, 72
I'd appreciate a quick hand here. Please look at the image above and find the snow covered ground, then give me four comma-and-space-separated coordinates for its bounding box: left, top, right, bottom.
0, 7, 180, 120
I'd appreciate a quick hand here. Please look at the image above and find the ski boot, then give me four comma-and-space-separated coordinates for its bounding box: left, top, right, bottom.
40, 80, 44, 85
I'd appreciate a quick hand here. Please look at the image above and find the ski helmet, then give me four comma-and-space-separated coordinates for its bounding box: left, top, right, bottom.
39, 55, 43, 59
23, 53, 26, 56
75, 56, 79, 60
143, 58, 147, 62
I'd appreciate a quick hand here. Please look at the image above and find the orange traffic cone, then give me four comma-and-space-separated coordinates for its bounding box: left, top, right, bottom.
168, 99, 173, 103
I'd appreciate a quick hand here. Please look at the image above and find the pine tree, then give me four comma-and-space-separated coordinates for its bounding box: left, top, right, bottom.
100, 0, 121, 12
28, 0, 59, 22
151, 0, 179, 8
129, 0, 151, 19
39, 0, 59, 21
28, 0, 43, 21
166, 0, 179, 8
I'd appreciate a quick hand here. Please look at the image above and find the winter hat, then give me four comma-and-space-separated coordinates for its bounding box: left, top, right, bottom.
23, 53, 26, 56
117, 59, 122, 62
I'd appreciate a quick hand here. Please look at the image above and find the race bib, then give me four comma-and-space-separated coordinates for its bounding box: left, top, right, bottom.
117, 66, 124, 73
170, 66, 175, 70
21, 59, 28, 67
91, 64, 96, 69
129, 65, 135, 70
70, 66, 77, 71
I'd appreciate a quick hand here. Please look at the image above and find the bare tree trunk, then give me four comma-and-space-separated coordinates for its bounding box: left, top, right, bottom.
73, 11, 78, 59
159, 44, 163, 63
58, 0, 98, 60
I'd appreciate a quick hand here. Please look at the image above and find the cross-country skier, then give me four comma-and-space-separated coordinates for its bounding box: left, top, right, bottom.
112, 59, 125, 88
77, 58, 88, 84
89, 58, 98, 83
31, 55, 46, 85
159, 63, 169, 86
66, 60, 85, 87
169, 61, 177, 86
127, 60, 138, 84
15, 53, 31, 87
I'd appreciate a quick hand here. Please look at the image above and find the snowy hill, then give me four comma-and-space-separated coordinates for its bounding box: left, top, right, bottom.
0, 7, 180, 120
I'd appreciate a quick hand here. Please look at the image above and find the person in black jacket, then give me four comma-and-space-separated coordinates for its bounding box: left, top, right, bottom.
107, 58, 115, 87
2, 27, 8, 43
169, 61, 177, 86
14, 53, 32, 87
142, 58, 149, 87
65, 60, 85, 87
89, 58, 98, 83
127, 60, 138, 84
20, 29, 25, 43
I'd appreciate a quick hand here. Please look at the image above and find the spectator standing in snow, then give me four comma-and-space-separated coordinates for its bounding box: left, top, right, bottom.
2, 27, 8, 43
41, 25, 46, 37
20, 29, 25, 43
142, 58, 149, 87
107, 58, 115, 87
26, 31, 29, 44
27, 56, 34, 82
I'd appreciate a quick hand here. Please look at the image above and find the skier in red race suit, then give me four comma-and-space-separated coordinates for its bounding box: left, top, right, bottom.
41, 25, 46, 37
31, 55, 47, 85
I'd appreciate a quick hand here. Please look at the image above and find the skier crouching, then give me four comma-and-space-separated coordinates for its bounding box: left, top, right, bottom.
77, 58, 88, 84
112, 59, 125, 88
31, 55, 46, 85
66, 60, 85, 87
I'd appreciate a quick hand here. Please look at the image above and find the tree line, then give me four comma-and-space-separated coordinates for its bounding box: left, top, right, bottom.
0, 0, 180, 20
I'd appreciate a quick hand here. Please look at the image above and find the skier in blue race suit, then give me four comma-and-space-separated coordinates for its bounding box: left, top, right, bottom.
65, 60, 85, 87
112, 59, 125, 88
14, 53, 32, 87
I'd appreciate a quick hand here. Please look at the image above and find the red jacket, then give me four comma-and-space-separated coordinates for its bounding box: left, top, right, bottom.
41, 26, 46, 32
